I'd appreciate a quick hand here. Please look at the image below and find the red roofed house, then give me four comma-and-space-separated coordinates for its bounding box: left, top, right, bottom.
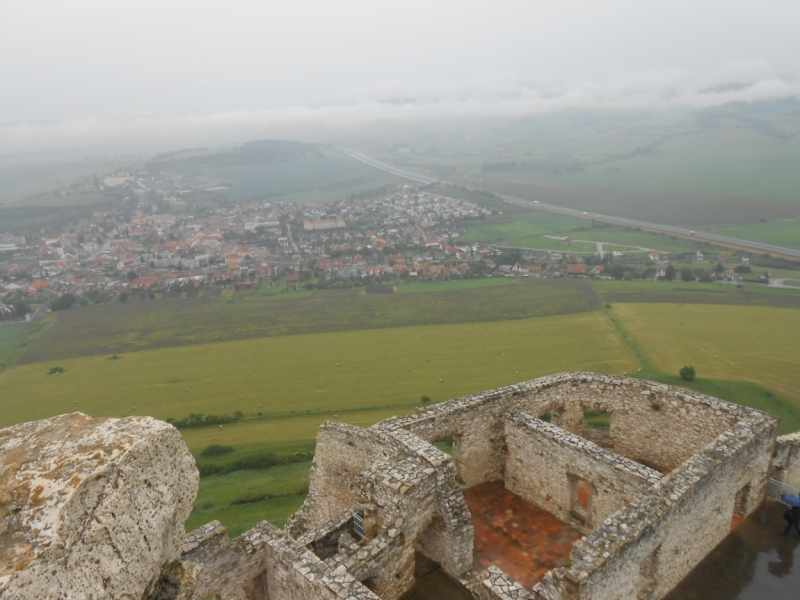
566, 264, 587, 275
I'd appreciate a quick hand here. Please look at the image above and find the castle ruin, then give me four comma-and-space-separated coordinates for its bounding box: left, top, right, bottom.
4, 372, 800, 599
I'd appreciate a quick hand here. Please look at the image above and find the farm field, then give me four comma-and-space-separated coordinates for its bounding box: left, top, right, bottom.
455, 171, 800, 229
0, 311, 637, 432
460, 213, 717, 255
396, 278, 517, 293
712, 217, 800, 251
612, 303, 800, 407
0, 319, 54, 372
458, 212, 585, 243
17, 278, 600, 363
178, 155, 400, 204
593, 280, 800, 308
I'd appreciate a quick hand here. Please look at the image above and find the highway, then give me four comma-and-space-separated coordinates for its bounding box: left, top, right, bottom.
337, 147, 800, 260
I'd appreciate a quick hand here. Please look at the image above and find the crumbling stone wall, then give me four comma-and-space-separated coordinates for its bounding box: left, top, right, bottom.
287, 422, 389, 536
0, 373, 781, 600
284, 417, 474, 600
534, 410, 777, 600
0, 413, 198, 600
772, 431, 800, 488
381, 374, 750, 488
504, 413, 661, 533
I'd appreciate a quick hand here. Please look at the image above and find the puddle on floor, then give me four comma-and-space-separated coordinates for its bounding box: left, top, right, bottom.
666, 501, 800, 600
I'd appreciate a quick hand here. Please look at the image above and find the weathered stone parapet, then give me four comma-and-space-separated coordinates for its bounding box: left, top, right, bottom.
507, 413, 662, 483
0, 413, 198, 599
176, 520, 277, 600
286, 422, 389, 538
481, 567, 533, 600
773, 431, 800, 488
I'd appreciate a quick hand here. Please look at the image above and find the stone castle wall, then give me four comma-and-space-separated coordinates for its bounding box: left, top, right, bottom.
504, 413, 661, 534
286, 422, 388, 536
534, 410, 776, 600
772, 431, 800, 488
381, 373, 750, 487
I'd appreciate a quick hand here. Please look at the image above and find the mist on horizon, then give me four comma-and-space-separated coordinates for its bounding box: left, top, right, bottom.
1, 0, 800, 156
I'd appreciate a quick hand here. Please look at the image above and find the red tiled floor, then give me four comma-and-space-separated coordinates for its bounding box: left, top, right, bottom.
463, 480, 582, 589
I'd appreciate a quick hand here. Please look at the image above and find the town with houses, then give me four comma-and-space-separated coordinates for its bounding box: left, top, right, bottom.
0, 172, 758, 323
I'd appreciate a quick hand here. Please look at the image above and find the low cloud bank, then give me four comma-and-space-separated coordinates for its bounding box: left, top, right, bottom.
2, 68, 798, 156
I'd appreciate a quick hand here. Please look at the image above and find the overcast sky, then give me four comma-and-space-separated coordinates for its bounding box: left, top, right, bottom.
1, 0, 799, 154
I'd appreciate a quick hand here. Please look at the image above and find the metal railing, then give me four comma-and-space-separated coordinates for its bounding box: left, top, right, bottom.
352, 512, 365, 538
766, 478, 800, 504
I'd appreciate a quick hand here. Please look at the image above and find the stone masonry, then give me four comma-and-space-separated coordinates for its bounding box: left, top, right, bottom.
5, 372, 800, 600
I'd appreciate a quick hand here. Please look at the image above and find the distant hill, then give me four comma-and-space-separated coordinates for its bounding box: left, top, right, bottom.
694, 97, 800, 142
148, 140, 323, 170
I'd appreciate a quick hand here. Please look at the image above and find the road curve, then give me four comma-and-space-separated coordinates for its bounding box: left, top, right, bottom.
337, 147, 800, 260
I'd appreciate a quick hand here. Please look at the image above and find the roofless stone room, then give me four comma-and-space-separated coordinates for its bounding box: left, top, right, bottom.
4, 372, 800, 599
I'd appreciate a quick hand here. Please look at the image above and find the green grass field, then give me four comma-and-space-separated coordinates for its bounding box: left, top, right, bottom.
396, 278, 517, 293
186, 463, 310, 536
612, 303, 800, 407
0, 311, 637, 433
17, 279, 600, 363
458, 212, 585, 243
0, 310, 638, 536
0, 318, 54, 372
712, 218, 800, 251
460, 213, 708, 255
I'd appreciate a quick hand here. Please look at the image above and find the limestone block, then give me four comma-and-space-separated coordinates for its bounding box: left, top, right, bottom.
0, 413, 198, 599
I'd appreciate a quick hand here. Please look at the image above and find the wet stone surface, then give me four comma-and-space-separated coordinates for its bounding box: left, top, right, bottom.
464, 480, 582, 589
666, 501, 800, 600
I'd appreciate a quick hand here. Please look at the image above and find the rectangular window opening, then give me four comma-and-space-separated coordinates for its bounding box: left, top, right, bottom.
353, 512, 365, 538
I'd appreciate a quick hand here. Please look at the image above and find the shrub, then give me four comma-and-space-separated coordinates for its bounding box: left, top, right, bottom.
108, 354, 122, 360
50, 293, 75, 311
421, 395, 431, 403
680, 366, 696, 381
231, 492, 273, 505
48, 366, 65, 375
195, 449, 314, 476
200, 444, 235, 457
166, 412, 245, 429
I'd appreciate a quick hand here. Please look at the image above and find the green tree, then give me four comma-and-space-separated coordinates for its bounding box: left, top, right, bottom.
665, 265, 676, 281
610, 265, 625, 280
679, 366, 696, 381
680, 267, 693, 282
50, 293, 76, 311
119, 292, 129, 303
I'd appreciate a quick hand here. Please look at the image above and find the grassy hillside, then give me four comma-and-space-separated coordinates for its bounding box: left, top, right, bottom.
612, 303, 800, 406
0, 311, 637, 433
